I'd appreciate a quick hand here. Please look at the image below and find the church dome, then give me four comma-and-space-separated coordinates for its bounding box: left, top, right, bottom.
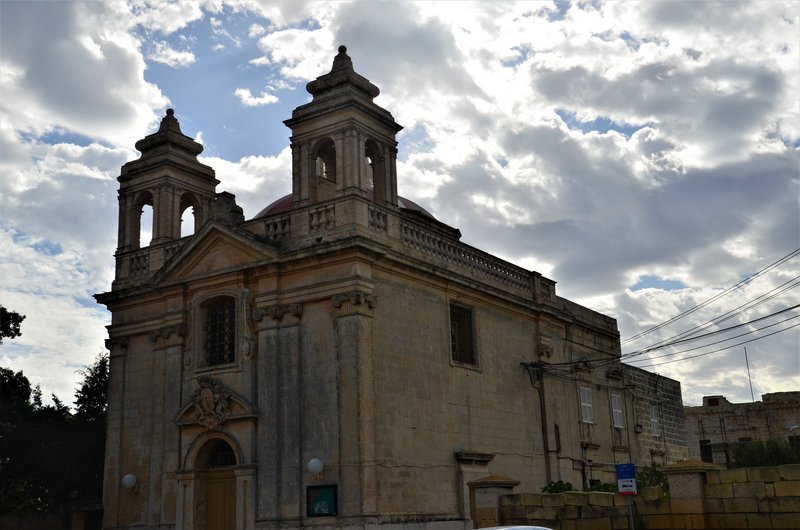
255, 192, 436, 220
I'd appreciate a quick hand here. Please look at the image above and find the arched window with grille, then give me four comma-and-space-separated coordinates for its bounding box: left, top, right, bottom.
204, 439, 237, 469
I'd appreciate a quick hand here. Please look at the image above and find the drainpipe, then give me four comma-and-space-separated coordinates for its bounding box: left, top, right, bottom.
522, 361, 552, 484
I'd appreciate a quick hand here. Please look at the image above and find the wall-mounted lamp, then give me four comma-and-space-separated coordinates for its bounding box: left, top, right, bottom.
121, 473, 138, 493
307, 458, 324, 478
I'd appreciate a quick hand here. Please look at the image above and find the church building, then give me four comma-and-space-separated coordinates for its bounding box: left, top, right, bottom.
96, 46, 686, 530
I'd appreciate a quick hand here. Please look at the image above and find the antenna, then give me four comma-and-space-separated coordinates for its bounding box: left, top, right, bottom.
744, 347, 755, 402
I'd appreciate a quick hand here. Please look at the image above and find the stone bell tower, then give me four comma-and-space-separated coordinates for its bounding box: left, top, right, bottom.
113, 109, 227, 287
283, 45, 403, 209
116, 109, 217, 251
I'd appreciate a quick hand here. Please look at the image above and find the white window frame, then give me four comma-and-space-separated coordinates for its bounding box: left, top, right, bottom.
580, 386, 594, 423
650, 404, 661, 437
611, 394, 625, 428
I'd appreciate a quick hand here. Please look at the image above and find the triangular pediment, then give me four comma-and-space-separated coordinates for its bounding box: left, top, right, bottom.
156, 221, 278, 284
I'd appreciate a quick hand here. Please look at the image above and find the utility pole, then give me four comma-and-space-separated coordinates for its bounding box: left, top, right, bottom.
522, 361, 552, 484
744, 347, 755, 402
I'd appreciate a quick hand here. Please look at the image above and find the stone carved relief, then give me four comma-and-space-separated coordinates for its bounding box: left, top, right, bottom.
191, 376, 232, 429
252, 303, 303, 322
331, 291, 377, 309
105, 336, 130, 351
148, 323, 187, 342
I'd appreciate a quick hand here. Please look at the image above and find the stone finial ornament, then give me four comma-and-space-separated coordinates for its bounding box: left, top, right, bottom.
305, 44, 380, 99
134, 108, 204, 158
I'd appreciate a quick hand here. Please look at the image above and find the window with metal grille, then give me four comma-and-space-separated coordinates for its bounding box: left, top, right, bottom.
611, 393, 625, 428
650, 405, 661, 437
449, 303, 475, 365
205, 297, 236, 365
204, 439, 237, 469
580, 386, 593, 423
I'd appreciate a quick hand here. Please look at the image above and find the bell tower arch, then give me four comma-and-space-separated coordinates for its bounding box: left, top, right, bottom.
284, 46, 402, 209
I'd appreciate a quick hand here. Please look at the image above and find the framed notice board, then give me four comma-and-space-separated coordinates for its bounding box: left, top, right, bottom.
307, 485, 337, 517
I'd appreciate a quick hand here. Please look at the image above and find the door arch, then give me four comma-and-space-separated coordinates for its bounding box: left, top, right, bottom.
199, 439, 237, 530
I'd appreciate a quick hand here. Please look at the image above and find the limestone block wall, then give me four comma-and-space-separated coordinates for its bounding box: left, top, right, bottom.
498, 464, 800, 530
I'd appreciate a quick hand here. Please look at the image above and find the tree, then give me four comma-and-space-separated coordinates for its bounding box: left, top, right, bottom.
0, 354, 109, 512
75, 354, 108, 422
731, 438, 800, 468
0, 306, 25, 344
73, 354, 109, 501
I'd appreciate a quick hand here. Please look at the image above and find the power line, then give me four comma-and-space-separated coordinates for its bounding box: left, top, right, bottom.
622, 304, 800, 360
547, 278, 799, 371
626, 311, 800, 363
621, 247, 800, 346
632, 323, 800, 369
629, 276, 800, 354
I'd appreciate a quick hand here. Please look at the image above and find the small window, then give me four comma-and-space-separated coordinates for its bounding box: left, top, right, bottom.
650, 405, 661, 437
204, 439, 237, 469
611, 394, 625, 428
204, 296, 236, 366
699, 439, 713, 463
580, 387, 593, 423
450, 303, 476, 365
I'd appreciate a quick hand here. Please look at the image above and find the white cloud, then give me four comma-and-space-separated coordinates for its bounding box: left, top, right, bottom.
200, 147, 292, 218
129, 0, 207, 34
248, 23, 266, 38
0, 1, 167, 148
233, 87, 279, 107
149, 40, 197, 67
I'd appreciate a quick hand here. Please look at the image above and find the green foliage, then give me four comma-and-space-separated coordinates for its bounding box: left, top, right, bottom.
75, 354, 108, 422
0, 355, 108, 513
637, 463, 669, 495
588, 481, 619, 492
542, 480, 574, 493
730, 438, 800, 468
0, 306, 25, 344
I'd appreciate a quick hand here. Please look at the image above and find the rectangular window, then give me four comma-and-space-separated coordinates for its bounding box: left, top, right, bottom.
450, 303, 476, 365
650, 405, 661, 437
699, 440, 713, 463
205, 297, 236, 365
611, 394, 625, 428
580, 387, 594, 423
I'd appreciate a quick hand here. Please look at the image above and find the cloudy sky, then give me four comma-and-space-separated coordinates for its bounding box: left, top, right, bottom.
1, 0, 798, 410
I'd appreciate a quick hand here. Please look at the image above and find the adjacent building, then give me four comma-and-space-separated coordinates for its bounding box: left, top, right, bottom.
96, 46, 687, 530
684, 392, 800, 466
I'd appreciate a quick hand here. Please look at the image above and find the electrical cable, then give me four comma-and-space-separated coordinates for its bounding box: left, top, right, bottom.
621, 247, 800, 346
625, 312, 800, 363
631, 323, 800, 369
622, 304, 800, 360
630, 276, 800, 352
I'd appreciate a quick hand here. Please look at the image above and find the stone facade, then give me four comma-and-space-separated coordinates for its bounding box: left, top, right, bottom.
622, 365, 689, 467
95, 47, 686, 530
499, 463, 800, 530
684, 392, 800, 466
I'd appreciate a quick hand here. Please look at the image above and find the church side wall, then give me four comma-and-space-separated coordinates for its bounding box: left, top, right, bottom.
368, 270, 545, 518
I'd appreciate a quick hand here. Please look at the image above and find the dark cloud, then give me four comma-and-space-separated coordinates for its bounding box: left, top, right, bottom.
0, 1, 163, 146
332, 1, 483, 102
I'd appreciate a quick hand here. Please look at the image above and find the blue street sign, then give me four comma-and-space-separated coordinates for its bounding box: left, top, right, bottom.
616, 463, 635, 480
616, 463, 637, 495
